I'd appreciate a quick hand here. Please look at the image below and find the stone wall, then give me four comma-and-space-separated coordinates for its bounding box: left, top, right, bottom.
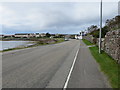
83, 29, 120, 64
83, 35, 97, 44
104, 29, 120, 63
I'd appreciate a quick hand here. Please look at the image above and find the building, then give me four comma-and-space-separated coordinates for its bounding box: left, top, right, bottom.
4, 35, 14, 38
35, 33, 40, 38
14, 33, 35, 38
0, 35, 4, 38
40, 33, 46, 37
75, 31, 85, 40
29, 33, 35, 37
75, 35, 81, 39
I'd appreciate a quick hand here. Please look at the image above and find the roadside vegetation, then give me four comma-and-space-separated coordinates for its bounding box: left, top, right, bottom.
82, 39, 94, 46
86, 16, 120, 38
82, 39, 120, 88
1, 38, 65, 52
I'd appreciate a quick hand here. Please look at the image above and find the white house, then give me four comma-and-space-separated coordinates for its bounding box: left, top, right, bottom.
4, 35, 14, 38
0, 35, 4, 38
15, 33, 35, 38
75, 35, 81, 39
40, 33, 46, 37
35, 33, 40, 38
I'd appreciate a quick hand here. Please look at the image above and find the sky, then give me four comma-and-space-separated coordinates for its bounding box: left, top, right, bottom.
0, 0, 119, 34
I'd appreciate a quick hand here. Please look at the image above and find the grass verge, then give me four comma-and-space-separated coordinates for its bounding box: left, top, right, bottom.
82, 39, 94, 46
82, 39, 120, 88
89, 46, 120, 88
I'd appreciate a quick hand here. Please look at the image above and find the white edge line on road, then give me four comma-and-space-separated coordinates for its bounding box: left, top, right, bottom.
63, 48, 79, 89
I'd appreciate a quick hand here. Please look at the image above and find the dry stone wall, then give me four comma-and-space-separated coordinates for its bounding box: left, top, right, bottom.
104, 29, 120, 63
83, 29, 120, 64
83, 35, 97, 44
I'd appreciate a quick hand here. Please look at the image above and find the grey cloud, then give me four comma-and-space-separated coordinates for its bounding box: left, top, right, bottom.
1, 2, 118, 34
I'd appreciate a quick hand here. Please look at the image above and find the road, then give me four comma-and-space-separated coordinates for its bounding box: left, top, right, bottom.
67, 40, 110, 88
2, 40, 80, 88
2, 40, 110, 88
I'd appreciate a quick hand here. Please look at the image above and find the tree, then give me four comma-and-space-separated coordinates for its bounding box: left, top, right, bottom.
101, 26, 109, 38
46, 32, 51, 38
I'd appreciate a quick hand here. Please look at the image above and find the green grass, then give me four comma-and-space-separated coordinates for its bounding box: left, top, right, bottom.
82, 39, 120, 88
54, 38, 65, 43
82, 39, 94, 46
89, 46, 120, 88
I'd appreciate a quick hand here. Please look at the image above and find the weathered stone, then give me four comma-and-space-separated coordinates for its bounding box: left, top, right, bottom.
83, 29, 120, 64
103, 29, 120, 63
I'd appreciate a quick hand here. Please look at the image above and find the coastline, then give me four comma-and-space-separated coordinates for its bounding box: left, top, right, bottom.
0, 38, 65, 52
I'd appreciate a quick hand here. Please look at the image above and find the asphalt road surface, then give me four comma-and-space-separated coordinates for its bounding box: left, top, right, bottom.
67, 40, 110, 88
2, 40, 110, 88
2, 40, 80, 88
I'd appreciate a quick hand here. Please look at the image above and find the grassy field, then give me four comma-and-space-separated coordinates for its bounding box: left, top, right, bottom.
1, 38, 65, 52
82, 39, 120, 88
82, 39, 94, 46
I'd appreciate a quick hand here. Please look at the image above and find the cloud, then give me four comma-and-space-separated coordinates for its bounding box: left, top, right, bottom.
0, 2, 118, 34
0, 0, 119, 3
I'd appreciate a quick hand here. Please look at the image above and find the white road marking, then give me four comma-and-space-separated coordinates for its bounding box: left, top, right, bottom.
63, 48, 79, 89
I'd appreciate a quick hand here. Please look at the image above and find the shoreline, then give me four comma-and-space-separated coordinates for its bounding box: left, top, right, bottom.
1, 38, 65, 52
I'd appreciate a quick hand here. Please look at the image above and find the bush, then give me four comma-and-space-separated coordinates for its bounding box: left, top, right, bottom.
89, 26, 109, 38
90, 30, 99, 38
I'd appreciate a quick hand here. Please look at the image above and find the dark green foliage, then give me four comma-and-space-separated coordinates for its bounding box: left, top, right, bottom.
90, 29, 99, 38
87, 15, 120, 38
101, 26, 109, 38
46, 32, 51, 37
89, 26, 109, 38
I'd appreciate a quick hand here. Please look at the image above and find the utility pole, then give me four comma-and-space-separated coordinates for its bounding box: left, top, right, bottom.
99, 0, 102, 54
